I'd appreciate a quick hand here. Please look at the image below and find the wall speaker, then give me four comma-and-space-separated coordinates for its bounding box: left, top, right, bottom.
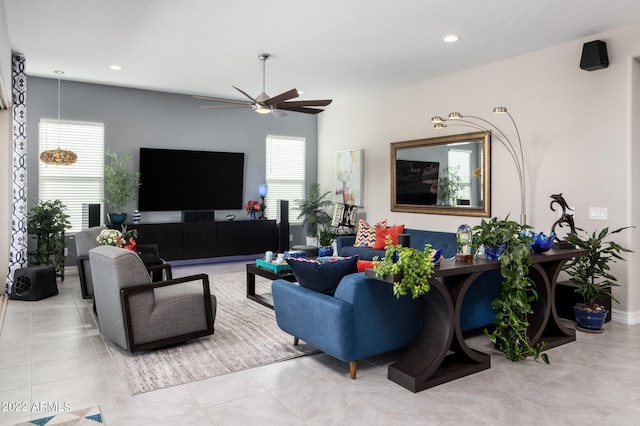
10, 266, 58, 301
182, 210, 215, 222
278, 200, 289, 252
82, 203, 101, 228
580, 40, 609, 71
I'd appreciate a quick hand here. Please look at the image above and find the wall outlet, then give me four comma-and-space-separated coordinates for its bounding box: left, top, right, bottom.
589, 207, 608, 220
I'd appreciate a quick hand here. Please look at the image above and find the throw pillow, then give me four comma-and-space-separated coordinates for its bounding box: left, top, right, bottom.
353, 219, 387, 247
357, 260, 375, 272
287, 256, 359, 296
373, 224, 405, 250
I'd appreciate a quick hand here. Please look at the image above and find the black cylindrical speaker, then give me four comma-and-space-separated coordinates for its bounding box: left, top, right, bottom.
10, 266, 58, 301
278, 200, 289, 252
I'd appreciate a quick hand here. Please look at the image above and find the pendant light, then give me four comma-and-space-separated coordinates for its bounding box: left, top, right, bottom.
39, 70, 78, 165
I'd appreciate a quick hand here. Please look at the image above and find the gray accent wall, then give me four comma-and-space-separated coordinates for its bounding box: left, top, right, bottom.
26, 77, 317, 242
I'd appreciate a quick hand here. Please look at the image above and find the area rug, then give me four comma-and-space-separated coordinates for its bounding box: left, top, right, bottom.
106, 271, 317, 394
13, 406, 103, 425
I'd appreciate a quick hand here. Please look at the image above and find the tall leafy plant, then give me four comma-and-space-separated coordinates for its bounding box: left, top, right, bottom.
104, 150, 141, 213
564, 226, 633, 309
296, 183, 333, 241
27, 199, 71, 277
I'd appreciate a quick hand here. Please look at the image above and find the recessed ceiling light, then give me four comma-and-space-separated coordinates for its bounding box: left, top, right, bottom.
109, 65, 122, 71
443, 35, 460, 43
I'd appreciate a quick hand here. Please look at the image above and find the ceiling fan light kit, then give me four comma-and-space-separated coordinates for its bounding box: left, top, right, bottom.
196, 53, 332, 116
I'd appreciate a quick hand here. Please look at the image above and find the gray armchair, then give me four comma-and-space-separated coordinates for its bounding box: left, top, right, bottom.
74, 225, 106, 299
88, 245, 216, 352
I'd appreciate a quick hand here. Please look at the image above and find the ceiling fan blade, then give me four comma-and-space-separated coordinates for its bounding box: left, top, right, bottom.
271, 109, 288, 118
275, 105, 324, 114
193, 95, 250, 106
232, 85, 259, 104
264, 88, 299, 106
200, 104, 250, 109
277, 99, 333, 107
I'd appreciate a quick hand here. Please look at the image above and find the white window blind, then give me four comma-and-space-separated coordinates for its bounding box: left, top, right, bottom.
265, 135, 306, 223
448, 149, 471, 203
39, 119, 105, 232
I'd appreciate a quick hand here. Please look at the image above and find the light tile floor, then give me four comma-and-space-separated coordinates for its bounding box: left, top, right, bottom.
1, 261, 640, 425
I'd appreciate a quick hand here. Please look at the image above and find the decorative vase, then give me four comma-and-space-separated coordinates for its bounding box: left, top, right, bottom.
318, 246, 333, 257
573, 305, 608, 332
250, 212, 256, 220
132, 210, 141, 224
529, 231, 555, 254
484, 243, 506, 261
108, 213, 127, 225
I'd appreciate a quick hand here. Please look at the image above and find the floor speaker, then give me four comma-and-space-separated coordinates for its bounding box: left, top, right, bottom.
10, 266, 58, 301
278, 200, 289, 252
82, 203, 101, 228
580, 40, 609, 71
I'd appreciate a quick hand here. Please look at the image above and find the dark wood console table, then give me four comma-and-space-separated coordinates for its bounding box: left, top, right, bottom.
367, 248, 586, 392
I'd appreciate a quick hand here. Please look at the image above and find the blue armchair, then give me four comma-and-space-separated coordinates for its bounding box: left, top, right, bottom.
272, 272, 422, 379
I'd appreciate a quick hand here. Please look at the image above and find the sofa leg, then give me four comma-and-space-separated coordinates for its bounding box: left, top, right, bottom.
293, 337, 299, 346
350, 361, 357, 379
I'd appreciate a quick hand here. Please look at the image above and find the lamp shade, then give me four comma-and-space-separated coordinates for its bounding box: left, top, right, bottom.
259, 184, 268, 197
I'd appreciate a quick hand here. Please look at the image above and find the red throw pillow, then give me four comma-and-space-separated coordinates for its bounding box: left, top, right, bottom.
373, 225, 405, 250
357, 260, 375, 272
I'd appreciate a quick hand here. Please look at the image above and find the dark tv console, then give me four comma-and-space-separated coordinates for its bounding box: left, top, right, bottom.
128, 220, 278, 261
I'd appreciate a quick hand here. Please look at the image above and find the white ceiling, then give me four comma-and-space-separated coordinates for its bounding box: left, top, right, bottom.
5, 0, 640, 106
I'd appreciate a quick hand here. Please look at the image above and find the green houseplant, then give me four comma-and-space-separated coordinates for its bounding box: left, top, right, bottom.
473, 216, 548, 363
104, 150, 141, 224
296, 183, 333, 245
27, 199, 71, 278
372, 242, 437, 299
563, 226, 633, 331
438, 166, 464, 206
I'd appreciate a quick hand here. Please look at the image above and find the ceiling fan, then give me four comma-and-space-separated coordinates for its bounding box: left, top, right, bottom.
195, 53, 332, 116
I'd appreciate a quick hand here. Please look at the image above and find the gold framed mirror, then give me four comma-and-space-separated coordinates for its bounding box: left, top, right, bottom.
391, 131, 490, 217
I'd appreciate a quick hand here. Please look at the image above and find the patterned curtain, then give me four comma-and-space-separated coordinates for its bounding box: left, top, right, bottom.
6, 54, 28, 294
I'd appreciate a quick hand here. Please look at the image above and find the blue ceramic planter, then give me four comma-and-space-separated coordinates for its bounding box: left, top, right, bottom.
108, 213, 127, 225
573, 305, 608, 331
318, 246, 333, 257
484, 243, 506, 261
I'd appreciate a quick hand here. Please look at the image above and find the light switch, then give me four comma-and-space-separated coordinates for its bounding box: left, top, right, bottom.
589, 207, 608, 220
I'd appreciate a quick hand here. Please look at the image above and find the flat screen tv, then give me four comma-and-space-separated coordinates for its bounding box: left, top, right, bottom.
138, 148, 244, 211
395, 159, 439, 205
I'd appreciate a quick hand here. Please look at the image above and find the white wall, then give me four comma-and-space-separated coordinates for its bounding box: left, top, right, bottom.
318, 24, 640, 324
0, 1, 12, 288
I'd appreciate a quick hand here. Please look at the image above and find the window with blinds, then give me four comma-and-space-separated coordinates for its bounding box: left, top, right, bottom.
265, 135, 306, 223
448, 148, 471, 203
39, 119, 104, 233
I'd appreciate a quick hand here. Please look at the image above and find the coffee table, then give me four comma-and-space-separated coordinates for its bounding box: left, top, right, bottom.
246, 263, 297, 309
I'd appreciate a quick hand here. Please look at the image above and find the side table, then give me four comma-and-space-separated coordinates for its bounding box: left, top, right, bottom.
246, 263, 297, 309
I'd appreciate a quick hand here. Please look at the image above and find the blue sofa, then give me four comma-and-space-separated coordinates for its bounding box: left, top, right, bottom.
336, 228, 459, 260
272, 273, 422, 379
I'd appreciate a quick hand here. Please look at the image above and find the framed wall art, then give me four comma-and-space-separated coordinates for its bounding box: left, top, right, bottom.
335, 149, 364, 207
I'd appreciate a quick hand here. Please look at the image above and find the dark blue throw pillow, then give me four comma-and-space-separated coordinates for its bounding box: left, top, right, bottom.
286, 256, 359, 296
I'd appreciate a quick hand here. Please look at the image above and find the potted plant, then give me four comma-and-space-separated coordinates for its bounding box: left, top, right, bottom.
27, 199, 71, 278
563, 226, 633, 332
473, 216, 548, 363
104, 149, 141, 224
372, 242, 439, 299
296, 183, 333, 246
438, 166, 464, 206
318, 226, 334, 257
